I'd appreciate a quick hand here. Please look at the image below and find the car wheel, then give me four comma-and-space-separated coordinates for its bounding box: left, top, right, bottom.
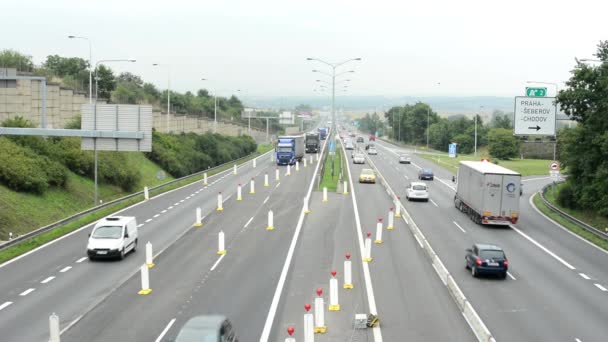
119, 248, 126, 260
471, 266, 478, 278
132, 239, 138, 253
465, 261, 469, 269
88, 255, 95, 262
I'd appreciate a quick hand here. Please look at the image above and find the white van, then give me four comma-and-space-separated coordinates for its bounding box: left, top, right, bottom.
87, 216, 138, 260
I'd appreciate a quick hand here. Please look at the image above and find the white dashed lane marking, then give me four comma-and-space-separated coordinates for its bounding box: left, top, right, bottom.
19, 288, 35, 296
595, 284, 607, 292
145, 219, 152, 223
60, 266, 72, 273
579, 273, 591, 280
76, 257, 87, 263
0, 302, 13, 311
41, 276, 55, 284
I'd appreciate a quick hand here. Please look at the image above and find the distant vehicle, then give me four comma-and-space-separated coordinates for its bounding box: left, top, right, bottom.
367, 147, 378, 155
87, 216, 138, 260
465, 244, 509, 279
353, 153, 365, 164
305, 132, 320, 153
369, 134, 376, 141
175, 315, 238, 342
356, 136, 364, 143
358, 168, 376, 183
418, 168, 434, 180
406, 182, 429, 201
349, 132, 356, 137
454, 161, 521, 225
398, 154, 411, 164
318, 127, 328, 140
276, 135, 305, 165
345, 141, 355, 150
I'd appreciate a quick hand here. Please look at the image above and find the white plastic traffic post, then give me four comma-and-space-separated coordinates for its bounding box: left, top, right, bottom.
344, 253, 353, 289
271, 153, 274, 162
276, 168, 280, 181
375, 218, 383, 244
303, 196, 311, 214
329, 270, 340, 311
49, 313, 60, 342
144, 186, 149, 200
138, 264, 152, 295
195, 207, 203, 226
285, 326, 296, 342
286, 164, 291, 176
253, 158, 257, 168
303, 304, 314, 342
387, 207, 394, 230
237, 184, 243, 201
233, 164, 237, 175
363, 232, 373, 262
267, 210, 274, 230
322, 187, 328, 202
304, 157, 307, 168
264, 173, 269, 187
296, 160, 300, 172
343, 181, 348, 195
203, 172, 208, 185
250, 178, 255, 194
146, 241, 155, 268
395, 197, 402, 218
314, 288, 327, 333
310, 155, 314, 165
217, 231, 226, 255
316, 153, 319, 162
217, 192, 224, 211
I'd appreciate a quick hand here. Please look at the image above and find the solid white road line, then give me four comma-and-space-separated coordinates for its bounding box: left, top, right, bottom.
414, 234, 424, 248
452, 221, 467, 233
0, 301, 13, 311
60, 266, 72, 273
263, 196, 270, 204
511, 226, 576, 270
76, 257, 87, 263
153, 214, 160, 218
594, 284, 607, 292
507, 271, 517, 280
210, 254, 226, 271
154, 318, 177, 342
41, 276, 55, 284
19, 288, 35, 296
244, 217, 254, 228
145, 219, 153, 223
430, 199, 439, 207
579, 273, 591, 280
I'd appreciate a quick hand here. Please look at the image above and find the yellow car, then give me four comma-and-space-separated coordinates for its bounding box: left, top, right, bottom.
359, 169, 376, 183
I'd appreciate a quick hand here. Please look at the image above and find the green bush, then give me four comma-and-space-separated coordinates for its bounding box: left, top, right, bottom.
557, 181, 577, 209
0, 138, 55, 193
98, 152, 141, 192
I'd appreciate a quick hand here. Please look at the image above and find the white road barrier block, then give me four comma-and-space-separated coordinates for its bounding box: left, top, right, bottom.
145, 241, 155, 268
329, 278, 340, 311
267, 210, 275, 230
322, 187, 328, 202
363, 237, 373, 262
304, 157, 307, 168
304, 196, 311, 214
271, 154, 274, 162
237, 184, 243, 201
343, 181, 348, 195
195, 207, 203, 226
310, 155, 314, 164
49, 313, 60, 342
233, 164, 237, 175
217, 192, 224, 211
344, 260, 353, 289
375, 219, 383, 244
395, 198, 402, 218
287, 164, 291, 176
276, 168, 280, 181
217, 231, 226, 255
253, 158, 257, 168
387, 208, 394, 230
304, 313, 314, 342
250, 178, 255, 194
144, 186, 149, 201
314, 297, 327, 333
264, 173, 269, 187
296, 161, 300, 171
285, 338, 296, 342
203, 172, 208, 185
138, 264, 152, 295
316, 153, 319, 162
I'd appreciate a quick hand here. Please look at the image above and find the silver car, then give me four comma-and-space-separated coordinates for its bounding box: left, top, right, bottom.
399, 154, 411, 164
368, 147, 378, 155
353, 153, 365, 164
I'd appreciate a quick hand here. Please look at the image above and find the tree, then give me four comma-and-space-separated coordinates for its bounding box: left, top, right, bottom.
490, 110, 513, 129
44, 55, 89, 77
116, 72, 143, 86
197, 89, 210, 98
428, 119, 451, 151
0, 49, 34, 72
452, 133, 474, 154
95, 65, 116, 99
555, 40, 608, 215
488, 128, 520, 159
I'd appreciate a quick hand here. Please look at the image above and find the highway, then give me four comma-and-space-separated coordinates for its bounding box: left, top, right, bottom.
371, 138, 608, 342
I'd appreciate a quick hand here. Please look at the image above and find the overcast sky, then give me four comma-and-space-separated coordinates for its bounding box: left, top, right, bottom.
4, 0, 606, 98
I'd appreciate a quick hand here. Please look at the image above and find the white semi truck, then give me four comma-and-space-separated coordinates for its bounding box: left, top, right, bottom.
454, 161, 521, 225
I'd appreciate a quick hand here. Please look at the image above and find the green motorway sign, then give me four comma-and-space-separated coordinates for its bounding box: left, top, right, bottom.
526, 87, 547, 97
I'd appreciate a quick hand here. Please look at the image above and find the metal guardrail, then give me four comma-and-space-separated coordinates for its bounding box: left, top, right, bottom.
0, 151, 266, 252
539, 183, 608, 241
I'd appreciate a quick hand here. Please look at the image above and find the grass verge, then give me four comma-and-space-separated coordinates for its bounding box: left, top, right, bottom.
419, 153, 552, 177
319, 147, 343, 192
0, 148, 271, 265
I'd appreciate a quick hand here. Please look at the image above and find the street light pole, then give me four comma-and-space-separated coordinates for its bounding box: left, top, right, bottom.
68, 35, 92, 104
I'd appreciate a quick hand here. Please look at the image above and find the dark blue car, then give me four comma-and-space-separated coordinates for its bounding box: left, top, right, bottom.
465, 244, 509, 279
418, 168, 434, 180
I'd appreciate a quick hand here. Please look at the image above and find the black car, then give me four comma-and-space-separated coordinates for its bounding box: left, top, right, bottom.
418, 168, 434, 180
465, 244, 509, 279
356, 137, 364, 143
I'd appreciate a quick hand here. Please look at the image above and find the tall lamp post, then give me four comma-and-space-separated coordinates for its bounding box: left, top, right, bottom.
152, 63, 171, 132
92, 58, 136, 206
307, 57, 361, 130
68, 35, 92, 103
201, 78, 218, 133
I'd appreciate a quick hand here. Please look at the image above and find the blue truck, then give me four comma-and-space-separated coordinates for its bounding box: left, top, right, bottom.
318, 127, 328, 140
276, 135, 305, 165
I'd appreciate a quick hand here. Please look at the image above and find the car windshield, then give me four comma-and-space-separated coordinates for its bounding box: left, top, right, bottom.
361, 169, 374, 176
479, 250, 505, 260
277, 146, 292, 153
91, 226, 123, 239
412, 185, 426, 191
422, 169, 432, 174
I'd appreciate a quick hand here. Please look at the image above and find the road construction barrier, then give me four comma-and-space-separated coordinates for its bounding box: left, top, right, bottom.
145, 241, 155, 268
276, 168, 280, 181
316, 153, 319, 162
287, 164, 291, 176
144, 186, 149, 201
195, 207, 203, 226
394, 197, 402, 218
253, 158, 257, 168
138, 264, 152, 295
237, 184, 243, 201
233, 164, 237, 175
375, 218, 383, 244
217, 192, 224, 211
286, 326, 295, 342
343, 181, 348, 195
271, 153, 274, 162
250, 178, 256, 194
314, 289, 327, 333
304, 304, 314, 342
344, 253, 353, 289
264, 173, 269, 187
322, 187, 328, 202
267, 210, 274, 230
49, 313, 60, 342
387, 208, 394, 230
217, 231, 226, 255
296, 161, 300, 172
304, 158, 307, 168
363, 232, 373, 262
303, 196, 311, 214
329, 271, 340, 311
203, 172, 208, 185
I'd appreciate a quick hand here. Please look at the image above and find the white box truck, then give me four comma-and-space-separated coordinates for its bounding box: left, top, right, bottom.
454, 161, 521, 225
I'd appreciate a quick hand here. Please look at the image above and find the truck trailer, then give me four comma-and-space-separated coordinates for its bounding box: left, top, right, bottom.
318, 127, 328, 140
305, 132, 320, 153
454, 161, 521, 225
276, 135, 305, 165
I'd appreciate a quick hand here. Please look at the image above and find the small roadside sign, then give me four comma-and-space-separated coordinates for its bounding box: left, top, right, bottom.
550, 161, 560, 171
526, 87, 547, 97
550, 170, 561, 181
448, 143, 457, 158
